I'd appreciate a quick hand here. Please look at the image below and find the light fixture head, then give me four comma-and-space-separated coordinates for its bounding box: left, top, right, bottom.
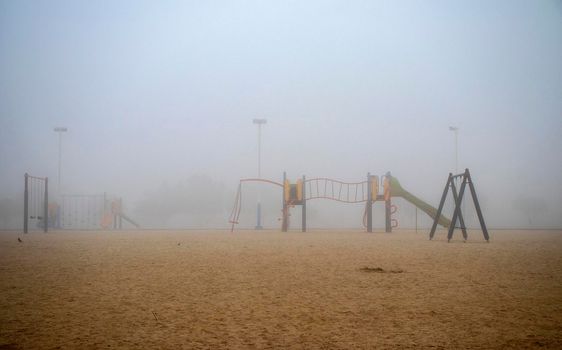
54, 127, 68, 132
252, 119, 267, 125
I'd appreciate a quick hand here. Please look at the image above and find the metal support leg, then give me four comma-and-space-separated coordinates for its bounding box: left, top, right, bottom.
367, 173, 372, 233
302, 175, 306, 232
450, 179, 468, 241
44, 177, 48, 233
466, 170, 490, 242
430, 174, 452, 240
24, 173, 28, 234
447, 172, 468, 242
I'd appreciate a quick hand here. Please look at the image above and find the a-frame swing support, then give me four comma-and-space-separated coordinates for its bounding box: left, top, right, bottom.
429, 168, 489, 242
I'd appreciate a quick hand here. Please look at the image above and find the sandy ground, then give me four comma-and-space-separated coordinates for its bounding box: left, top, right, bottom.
0, 229, 561, 349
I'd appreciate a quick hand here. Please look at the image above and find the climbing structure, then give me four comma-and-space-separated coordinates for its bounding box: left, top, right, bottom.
23, 173, 48, 233
229, 172, 451, 232
56, 194, 139, 230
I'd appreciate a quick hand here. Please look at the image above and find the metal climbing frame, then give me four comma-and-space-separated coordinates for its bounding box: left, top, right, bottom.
60, 194, 106, 230
23, 173, 48, 233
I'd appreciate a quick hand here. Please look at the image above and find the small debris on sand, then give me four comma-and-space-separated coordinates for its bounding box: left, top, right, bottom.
17, 237, 22, 243
359, 266, 404, 273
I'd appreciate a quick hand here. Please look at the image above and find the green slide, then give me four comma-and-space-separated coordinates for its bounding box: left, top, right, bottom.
389, 176, 451, 228
119, 213, 141, 228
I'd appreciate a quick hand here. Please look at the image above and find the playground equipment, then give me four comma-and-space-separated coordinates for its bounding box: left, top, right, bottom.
59, 194, 140, 230
429, 169, 489, 242
23, 173, 48, 233
59, 193, 140, 230
102, 197, 140, 230
229, 172, 451, 232
60, 194, 105, 229
57, 193, 140, 230
23, 172, 139, 231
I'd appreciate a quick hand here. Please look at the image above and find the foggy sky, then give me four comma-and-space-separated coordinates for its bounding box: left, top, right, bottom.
1, 1, 561, 229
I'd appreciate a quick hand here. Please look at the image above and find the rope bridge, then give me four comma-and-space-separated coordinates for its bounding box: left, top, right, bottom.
304, 178, 370, 203
228, 177, 380, 231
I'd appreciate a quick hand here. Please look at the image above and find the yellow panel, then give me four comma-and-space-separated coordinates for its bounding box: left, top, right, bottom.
383, 177, 390, 201
284, 179, 291, 203
296, 179, 303, 201
371, 176, 379, 200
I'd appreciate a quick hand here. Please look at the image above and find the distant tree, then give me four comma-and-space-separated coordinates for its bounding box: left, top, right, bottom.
134, 175, 228, 227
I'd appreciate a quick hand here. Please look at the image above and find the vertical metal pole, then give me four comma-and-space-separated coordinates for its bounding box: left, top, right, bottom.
113, 199, 117, 229
385, 172, 392, 233
429, 174, 452, 240
450, 179, 468, 241
302, 175, 306, 232
385, 197, 391, 232
466, 169, 490, 242
258, 124, 261, 179
447, 171, 468, 242
256, 203, 262, 229
454, 130, 458, 175
415, 207, 418, 234
367, 173, 372, 233
44, 177, 48, 233
61, 195, 64, 229
24, 173, 29, 234
255, 123, 262, 230
119, 198, 123, 229
282, 172, 288, 232
58, 131, 62, 195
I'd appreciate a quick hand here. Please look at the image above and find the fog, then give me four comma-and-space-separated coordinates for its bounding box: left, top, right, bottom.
1, 1, 561, 230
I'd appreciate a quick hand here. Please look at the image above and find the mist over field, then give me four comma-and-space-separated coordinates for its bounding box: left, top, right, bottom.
1, 1, 561, 230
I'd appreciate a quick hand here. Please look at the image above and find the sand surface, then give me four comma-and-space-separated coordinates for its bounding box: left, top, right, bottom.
1, 229, 561, 349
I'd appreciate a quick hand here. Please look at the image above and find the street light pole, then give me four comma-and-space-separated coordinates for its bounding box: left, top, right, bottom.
54, 127, 67, 196
449, 126, 467, 226
449, 126, 458, 174
253, 118, 267, 230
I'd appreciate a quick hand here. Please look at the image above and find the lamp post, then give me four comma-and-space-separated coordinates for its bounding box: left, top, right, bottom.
53, 127, 67, 195
253, 118, 267, 230
449, 126, 458, 174
449, 126, 467, 225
